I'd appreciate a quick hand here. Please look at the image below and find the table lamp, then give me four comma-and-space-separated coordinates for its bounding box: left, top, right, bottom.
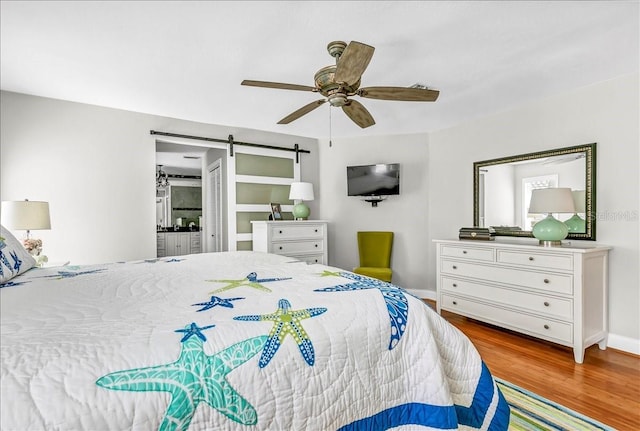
564, 190, 586, 233
1, 199, 51, 259
288, 182, 314, 220
528, 188, 575, 246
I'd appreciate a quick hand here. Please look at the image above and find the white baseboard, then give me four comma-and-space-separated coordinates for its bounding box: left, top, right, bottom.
407, 289, 639, 357
608, 333, 640, 356
407, 289, 436, 301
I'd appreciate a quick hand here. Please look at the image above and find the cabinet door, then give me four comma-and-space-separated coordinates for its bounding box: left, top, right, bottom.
165, 233, 190, 256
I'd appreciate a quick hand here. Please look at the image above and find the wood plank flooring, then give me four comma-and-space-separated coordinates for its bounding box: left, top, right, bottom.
429, 303, 639, 430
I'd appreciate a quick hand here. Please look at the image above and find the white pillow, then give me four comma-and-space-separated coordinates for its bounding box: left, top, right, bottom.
1, 225, 37, 283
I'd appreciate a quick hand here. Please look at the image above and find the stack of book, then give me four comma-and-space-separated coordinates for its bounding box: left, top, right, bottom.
458, 227, 495, 241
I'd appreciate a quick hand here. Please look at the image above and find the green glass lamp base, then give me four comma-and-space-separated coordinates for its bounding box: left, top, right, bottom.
532, 214, 568, 247
564, 213, 586, 233
292, 203, 310, 220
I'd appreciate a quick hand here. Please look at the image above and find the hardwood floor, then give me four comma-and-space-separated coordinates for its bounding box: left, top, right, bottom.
429, 304, 640, 430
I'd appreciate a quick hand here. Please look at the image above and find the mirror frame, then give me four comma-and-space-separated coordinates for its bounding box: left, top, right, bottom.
473, 143, 596, 240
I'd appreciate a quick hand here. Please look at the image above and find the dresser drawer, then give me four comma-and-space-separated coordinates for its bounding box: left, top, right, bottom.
272, 240, 324, 255
440, 277, 572, 320
294, 254, 325, 265
270, 224, 324, 240
441, 294, 573, 344
156, 233, 166, 247
441, 259, 573, 295
497, 250, 572, 271
440, 245, 494, 262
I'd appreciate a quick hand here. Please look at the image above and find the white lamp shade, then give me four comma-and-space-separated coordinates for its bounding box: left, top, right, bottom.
572, 190, 586, 213
1, 200, 51, 230
289, 182, 315, 201
528, 188, 575, 214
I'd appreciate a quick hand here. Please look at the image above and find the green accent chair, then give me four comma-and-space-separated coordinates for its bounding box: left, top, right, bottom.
353, 231, 394, 282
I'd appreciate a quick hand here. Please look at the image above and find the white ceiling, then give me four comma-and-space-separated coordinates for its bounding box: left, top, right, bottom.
1, 1, 638, 141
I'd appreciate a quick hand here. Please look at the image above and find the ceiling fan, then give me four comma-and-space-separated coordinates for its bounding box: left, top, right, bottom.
241, 40, 439, 129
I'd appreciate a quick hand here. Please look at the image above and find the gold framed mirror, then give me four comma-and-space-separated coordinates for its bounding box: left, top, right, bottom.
473, 143, 596, 240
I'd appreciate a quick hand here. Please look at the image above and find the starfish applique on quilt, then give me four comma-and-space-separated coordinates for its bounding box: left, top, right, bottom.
192, 295, 244, 312
174, 322, 216, 342
96, 329, 268, 431
234, 298, 327, 368
37, 269, 106, 280
318, 270, 342, 277
314, 272, 409, 350
0, 280, 30, 288
207, 271, 291, 293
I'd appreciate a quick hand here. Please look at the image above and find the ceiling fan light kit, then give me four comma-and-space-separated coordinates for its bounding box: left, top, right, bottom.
241, 40, 439, 129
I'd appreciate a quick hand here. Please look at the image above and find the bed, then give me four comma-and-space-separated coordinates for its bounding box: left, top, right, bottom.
1, 227, 509, 431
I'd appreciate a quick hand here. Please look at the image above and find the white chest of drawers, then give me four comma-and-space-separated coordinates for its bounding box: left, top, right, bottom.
251, 221, 328, 265
434, 239, 611, 363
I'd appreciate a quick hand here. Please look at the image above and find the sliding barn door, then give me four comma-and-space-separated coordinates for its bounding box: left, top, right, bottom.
227, 147, 300, 251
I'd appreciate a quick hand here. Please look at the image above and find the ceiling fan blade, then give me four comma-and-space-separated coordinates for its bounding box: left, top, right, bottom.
358, 86, 440, 102
342, 100, 375, 129
277, 100, 327, 124
241, 80, 316, 92
334, 41, 375, 86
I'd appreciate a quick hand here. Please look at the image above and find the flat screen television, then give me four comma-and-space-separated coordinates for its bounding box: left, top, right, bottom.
347, 163, 400, 196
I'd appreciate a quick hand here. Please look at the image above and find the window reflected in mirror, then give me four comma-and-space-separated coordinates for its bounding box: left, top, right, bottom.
474, 143, 596, 240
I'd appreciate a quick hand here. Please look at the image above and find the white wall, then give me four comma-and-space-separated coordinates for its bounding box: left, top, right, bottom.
318, 133, 429, 294
428, 73, 639, 352
0, 91, 319, 264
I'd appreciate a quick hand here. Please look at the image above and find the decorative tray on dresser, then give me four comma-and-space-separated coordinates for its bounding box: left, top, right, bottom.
433, 239, 611, 363
251, 220, 328, 265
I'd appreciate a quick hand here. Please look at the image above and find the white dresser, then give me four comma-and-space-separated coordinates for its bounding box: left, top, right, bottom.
251, 220, 328, 265
434, 239, 611, 363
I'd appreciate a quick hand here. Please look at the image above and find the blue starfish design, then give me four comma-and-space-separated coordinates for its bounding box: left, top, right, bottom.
0, 280, 30, 288
9, 250, 22, 271
37, 269, 106, 280
166, 258, 185, 263
174, 322, 216, 342
234, 298, 327, 368
192, 295, 244, 312
315, 272, 409, 350
207, 272, 291, 293
96, 331, 268, 430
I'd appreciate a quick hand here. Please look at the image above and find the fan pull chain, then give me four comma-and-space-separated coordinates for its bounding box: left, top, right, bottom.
329, 106, 333, 147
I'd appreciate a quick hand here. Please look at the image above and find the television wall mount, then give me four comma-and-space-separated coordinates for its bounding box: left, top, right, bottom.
363, 196, 386, 207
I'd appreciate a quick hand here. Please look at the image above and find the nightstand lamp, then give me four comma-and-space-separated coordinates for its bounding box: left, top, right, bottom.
528, 188, 575, 247
1, 199, 51, 264
288, 182, 314, 220
564, 190, 586, 233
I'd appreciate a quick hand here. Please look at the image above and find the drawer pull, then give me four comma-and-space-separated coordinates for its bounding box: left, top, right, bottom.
452, 301, 457, 305
314, 229, 318, 233
462, 250, 467, 254
452, 283, 457, 287
279, 246, 283, 250
315, 244, 318, 248
543, 279, 550, 284
529, 256, 534, 261
544, 324, 550, 330
279, 230, 283, 234
544, 301, 550, 307
452, 265, 457, 270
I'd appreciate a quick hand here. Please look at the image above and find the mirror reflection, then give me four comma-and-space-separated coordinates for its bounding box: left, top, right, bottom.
474, 143, 596, 240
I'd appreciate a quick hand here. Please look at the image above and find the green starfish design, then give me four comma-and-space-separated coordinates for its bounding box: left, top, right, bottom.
207, 271, 290, 293
96, 333, 268, 430
318, 270, 342, 277
234, 298, 327, 367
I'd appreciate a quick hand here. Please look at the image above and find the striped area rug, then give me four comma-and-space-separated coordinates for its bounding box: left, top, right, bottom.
496, 379, 616, 430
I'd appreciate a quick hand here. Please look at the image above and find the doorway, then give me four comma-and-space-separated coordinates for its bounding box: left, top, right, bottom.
206, 159, 223, 252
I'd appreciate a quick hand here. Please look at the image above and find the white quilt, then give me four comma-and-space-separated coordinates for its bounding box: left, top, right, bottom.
1, 251, 509, 430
